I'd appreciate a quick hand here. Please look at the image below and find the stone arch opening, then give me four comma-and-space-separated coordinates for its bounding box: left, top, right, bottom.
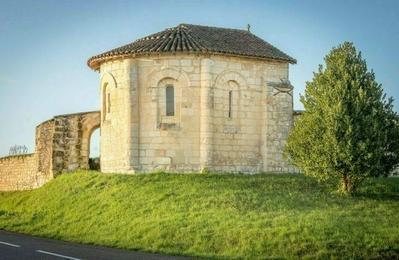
88, 128, 100, 170
81, 113, 101, 170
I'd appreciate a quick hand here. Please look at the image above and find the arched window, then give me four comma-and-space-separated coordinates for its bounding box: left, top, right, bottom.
107, 93, 111, 113
166, 85, 174, 116
227, 80, 240, 119
228, 90, 233, 118
102, 82, 111, 121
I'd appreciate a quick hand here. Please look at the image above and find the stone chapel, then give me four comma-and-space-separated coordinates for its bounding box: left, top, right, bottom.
88, 23, 297, 173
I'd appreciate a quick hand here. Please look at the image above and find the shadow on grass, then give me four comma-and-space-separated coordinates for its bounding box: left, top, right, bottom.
353, 177, 399, 201
353, 192, 399, 201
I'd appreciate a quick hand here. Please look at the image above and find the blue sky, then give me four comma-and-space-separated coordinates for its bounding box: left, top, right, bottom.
0, 0, 398, 157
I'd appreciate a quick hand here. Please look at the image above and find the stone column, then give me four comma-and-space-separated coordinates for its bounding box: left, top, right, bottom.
117, 59, 130, 173
200, 58, 214, 172
261, 77, 270, 172
279, 88, 294, 172
262, 80, 294, 172
128, 60, 140, 171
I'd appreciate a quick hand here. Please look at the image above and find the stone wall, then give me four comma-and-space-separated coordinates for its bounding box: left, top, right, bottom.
36, 119, 54, 177
0, 111, 100, 191
100, 62, 134, 173
0, 154, 44, 191
99, 54, 296, 173
138, 57, 201, 172
52, 111, 100, 175
263, 82, 294, 172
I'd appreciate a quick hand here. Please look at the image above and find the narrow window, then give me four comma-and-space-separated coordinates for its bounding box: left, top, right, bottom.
107, 93, 111, 113
166, 85, 174, 116
228, 90, 233, 118
102, 83, 108, 121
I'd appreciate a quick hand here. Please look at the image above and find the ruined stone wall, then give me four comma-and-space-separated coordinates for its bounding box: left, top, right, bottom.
0, 154, 40, 191
0, 111, 100, 191
36, 119, 54, 177
0, 119, 56, 191
100, 54, 295, 173
52, 116, 82, 174
52, 111, 100, 175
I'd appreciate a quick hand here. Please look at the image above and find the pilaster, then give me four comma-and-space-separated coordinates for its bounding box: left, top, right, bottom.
200, 58, 214, 171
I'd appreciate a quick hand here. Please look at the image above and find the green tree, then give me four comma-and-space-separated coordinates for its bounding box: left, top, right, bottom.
286, 42, 399, 193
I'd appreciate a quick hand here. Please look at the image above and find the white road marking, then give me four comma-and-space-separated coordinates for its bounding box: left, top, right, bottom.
0, 241, 21, 247
36, 250, 81, 260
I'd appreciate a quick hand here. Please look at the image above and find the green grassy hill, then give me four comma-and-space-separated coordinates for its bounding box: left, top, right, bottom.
0, 171, 398, 259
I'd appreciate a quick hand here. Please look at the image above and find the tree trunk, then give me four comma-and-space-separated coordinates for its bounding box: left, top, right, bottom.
341, 175, 353, 194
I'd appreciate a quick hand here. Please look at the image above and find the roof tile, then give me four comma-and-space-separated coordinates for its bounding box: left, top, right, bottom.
87, 24, 296, 69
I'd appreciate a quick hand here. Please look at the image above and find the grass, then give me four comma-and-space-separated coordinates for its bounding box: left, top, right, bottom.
0, 171, 398, 259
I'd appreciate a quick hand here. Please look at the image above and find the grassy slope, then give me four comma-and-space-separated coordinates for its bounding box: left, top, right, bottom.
0, 172, 398, 259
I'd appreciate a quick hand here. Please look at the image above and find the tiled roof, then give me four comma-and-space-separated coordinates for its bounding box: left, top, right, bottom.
87, 24, 296, 69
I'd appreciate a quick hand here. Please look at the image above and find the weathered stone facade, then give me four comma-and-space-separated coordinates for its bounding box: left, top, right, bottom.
99, 54, 296, 173
0, 111, 100, 191
51, 112, 100, 175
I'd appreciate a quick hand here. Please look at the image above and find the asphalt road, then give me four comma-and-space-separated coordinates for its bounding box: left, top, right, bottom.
0, 230, 191, 260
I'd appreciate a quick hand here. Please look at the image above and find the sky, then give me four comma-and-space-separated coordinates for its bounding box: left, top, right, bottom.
0, 0, 398, 157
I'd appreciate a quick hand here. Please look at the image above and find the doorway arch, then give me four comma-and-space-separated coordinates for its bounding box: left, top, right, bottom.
80, 112, 101, 170
88, 128, 100, 170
